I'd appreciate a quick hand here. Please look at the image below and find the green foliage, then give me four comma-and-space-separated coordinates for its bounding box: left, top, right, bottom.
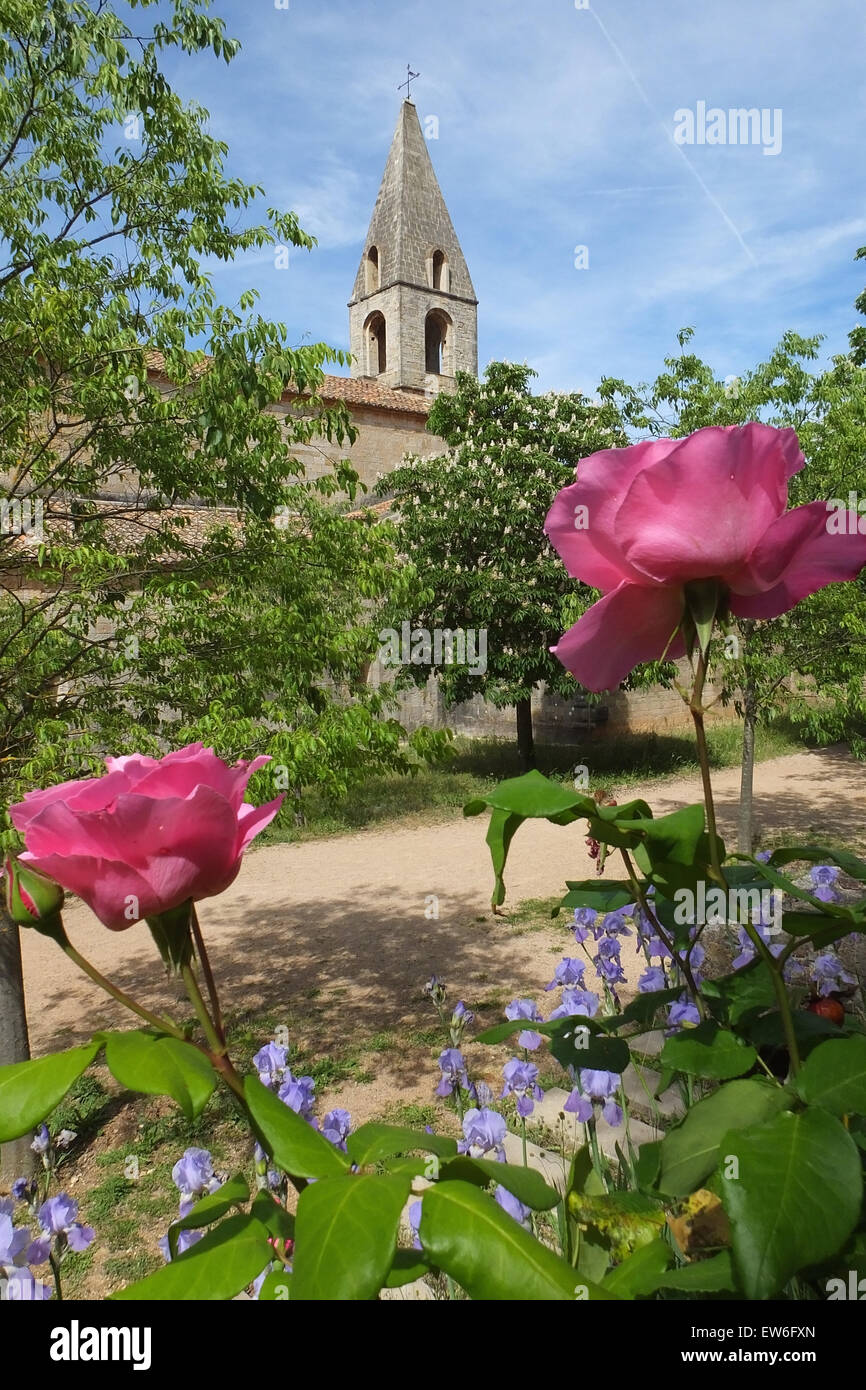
0, 1040, 101, 1140
103, 1031, 217, 1120
0, 0, 445, 834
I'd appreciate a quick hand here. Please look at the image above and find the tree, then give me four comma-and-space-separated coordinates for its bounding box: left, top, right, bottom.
376, 361, 626, 768
600, 328, 866, 850
0, 0, 444, 1132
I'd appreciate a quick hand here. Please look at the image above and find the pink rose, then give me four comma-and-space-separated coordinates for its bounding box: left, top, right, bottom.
9, 743, 283, 929
545, 423, 866, 691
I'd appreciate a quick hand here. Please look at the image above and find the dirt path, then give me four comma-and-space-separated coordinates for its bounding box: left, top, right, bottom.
20, 746, 864, 1097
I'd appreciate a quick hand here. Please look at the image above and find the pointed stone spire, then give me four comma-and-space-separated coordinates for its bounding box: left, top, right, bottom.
349, 102, 478, 391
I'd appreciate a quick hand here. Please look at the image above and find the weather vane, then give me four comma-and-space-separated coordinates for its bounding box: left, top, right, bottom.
398, 65, 420, 101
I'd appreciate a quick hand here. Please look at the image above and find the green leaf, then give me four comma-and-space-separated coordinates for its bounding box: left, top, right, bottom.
657, 1078, 791, 1197
782, 910, 852, 937
486, 807, 524, 908
720, 1107, 862, 1299
0, 1040, 101, 1141
419, 1180, 613, 1300
654, 1250, 736, 1292
104, 1031, 215, 1120
291, 1174, 411, 1300
632, 804, 710, 893
385, 1249, 430, 1288
797, 1035, 866, 1116
559, 881, 636, 913
346, 1122, 458, 1167
168, 1173, 249, 1259
111, 1214, 272, 1300
702, 958, 777, 1026
548, 1019, 630, 1074
660, 1022, 757, 1080
243, 1075, 349, 1179
256, 1270, 292, 1300
602, 1237, 673, 1297
767, 845, 866, 883
438, 1157, 560, 1210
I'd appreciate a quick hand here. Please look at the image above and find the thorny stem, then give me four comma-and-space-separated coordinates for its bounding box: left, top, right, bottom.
181, 962, 246, 1101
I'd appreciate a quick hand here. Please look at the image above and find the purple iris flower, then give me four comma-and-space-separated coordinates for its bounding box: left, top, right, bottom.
810, 865, 841, 903
755, 850, 772, 863
812, 951, 855, 998
595, 952, 626, 986
545, 957, 586, 991
459, 1108, 507, 1160
667, 996, 701, 1032
572, 907, 597, 942
31, 1124, 50, 1155
505, 998, 544, 1050
11, 1177, 36, 1203
278, 1073, 317, 1123
33, 1194, 95, 1256
435, 1048, 470, 1098
500, 1058, 543, 1117
601, 911, 632, 937
494, 1185, 531, 1226
467, 1079, 494, 1107
321, 1109, 352, 1151
408, 1199, 423, 1251
171, 1148, 222, 1217
253, 1042, 289, 1088
0, 1211, 30, 1268
548, 987, 599, 1020
638, 965, 667, 993
565, 1069, 623, 1126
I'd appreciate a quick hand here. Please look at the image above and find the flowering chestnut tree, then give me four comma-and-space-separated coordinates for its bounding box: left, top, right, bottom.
376, 362, 627, 768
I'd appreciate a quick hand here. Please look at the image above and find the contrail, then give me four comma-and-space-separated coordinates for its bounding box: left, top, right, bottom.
587, 4, 758, 267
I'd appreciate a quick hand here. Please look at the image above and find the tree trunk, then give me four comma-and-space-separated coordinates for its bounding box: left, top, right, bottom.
737, 686, 759, 855
516, 697, 535, 772
0, 910, 36, 1180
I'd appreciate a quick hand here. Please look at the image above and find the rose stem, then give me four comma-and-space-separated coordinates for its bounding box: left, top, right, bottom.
62, 942, 186, 1040
190, 904, 224, 1043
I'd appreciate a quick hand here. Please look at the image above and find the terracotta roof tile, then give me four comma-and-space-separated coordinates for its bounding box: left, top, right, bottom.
144, 352, 432, 416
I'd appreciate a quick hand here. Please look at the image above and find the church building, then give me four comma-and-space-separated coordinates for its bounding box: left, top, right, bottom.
274, 99, 477, 494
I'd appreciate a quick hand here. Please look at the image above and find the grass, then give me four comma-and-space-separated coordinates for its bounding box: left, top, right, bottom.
259, 722, 806, 846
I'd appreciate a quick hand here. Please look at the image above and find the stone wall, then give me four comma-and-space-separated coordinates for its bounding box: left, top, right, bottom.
367, 656, 735, 743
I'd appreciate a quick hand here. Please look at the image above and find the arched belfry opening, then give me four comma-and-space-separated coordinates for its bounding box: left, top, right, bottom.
431, 249, 449, 291
425, 309, 453, 375
365, 246, 380, 293
364, 311, 387, 375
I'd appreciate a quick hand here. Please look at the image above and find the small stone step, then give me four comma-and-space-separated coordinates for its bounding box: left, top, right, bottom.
621, 1061, 684, 1125
628, 1029, 665, 1059
501, 1130, 568, 1191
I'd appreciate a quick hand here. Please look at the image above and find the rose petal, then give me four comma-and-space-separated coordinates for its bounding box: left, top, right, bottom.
729, 501, 866, 616
615, 424, 803, 585
551, 582, 687, 691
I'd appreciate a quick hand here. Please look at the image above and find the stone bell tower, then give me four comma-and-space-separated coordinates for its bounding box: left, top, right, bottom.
348, 100, 478, 393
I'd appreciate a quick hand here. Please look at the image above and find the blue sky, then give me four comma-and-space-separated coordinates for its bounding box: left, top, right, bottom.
160, 0, 866, 395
